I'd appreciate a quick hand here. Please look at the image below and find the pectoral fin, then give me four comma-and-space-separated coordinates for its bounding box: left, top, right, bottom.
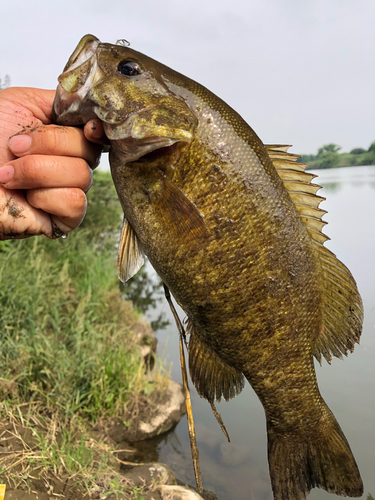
153, 170, 208, 241
117, 217, 145, 283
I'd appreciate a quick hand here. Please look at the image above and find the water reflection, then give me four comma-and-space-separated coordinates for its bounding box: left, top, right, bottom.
123, 424, 185, 464
311, 165, 375, 188
319, 182, 340, 193
140, 166, 375, 500
312, 165, 375, 199
121, 266, 170, 331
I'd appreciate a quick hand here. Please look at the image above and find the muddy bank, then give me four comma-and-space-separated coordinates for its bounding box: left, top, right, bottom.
0, 393, 215, 500
0, 356, 215, 500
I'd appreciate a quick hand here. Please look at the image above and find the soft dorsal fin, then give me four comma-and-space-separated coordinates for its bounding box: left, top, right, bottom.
266, 144, 363, 363
117, 216, 145, 283
312, 243, 363, 363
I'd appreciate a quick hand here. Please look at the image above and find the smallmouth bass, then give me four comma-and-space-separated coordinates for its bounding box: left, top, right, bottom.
52, 35, 364, 500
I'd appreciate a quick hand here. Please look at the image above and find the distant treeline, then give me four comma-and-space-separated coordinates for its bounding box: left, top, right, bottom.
0, 74, 10, 90
301, 141, 375, 170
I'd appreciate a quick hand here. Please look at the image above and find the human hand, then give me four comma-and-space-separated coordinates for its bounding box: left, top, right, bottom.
0, 87, 104, 240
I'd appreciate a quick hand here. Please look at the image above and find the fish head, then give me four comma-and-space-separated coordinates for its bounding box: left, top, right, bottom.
53, 34, 197, 162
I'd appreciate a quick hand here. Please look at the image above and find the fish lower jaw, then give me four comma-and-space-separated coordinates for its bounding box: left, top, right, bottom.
109, 135, 180, 164
52, 84, 97, 125
102, 112, 194, 142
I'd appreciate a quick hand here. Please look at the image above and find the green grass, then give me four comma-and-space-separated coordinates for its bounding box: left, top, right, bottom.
0, 170, 170, 496
0, 170, 160, 420
0, 405, 134, 495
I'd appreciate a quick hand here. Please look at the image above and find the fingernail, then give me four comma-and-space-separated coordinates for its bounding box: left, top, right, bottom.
8, 134, 32, 155
0, 164, 14, 184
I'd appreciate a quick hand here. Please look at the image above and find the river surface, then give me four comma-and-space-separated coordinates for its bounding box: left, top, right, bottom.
144, 165, 375, 500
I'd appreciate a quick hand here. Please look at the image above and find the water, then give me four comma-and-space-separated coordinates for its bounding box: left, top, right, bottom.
144, 166, 375, 500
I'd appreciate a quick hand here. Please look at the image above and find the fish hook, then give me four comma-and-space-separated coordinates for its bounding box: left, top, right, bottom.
116, 39, 131, 47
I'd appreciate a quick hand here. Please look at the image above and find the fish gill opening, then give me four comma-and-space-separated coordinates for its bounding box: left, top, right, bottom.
135, 140, 189, 180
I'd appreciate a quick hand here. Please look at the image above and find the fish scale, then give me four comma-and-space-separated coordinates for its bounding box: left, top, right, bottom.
52, 34, 363, 500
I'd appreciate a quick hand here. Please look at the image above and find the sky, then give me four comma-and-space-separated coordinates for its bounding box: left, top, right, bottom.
1, 0, 374, 156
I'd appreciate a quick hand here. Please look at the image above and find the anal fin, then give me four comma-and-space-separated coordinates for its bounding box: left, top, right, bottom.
187, 322, 245, 403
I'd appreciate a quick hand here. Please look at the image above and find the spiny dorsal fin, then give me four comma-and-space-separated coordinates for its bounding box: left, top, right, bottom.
117, 216, 145, 283
187, 320, 245, 403
266, 144, 329, 244
266, 144, 363, 363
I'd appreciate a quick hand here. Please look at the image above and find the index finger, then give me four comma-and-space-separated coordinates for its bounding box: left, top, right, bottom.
9, 125, 102, 169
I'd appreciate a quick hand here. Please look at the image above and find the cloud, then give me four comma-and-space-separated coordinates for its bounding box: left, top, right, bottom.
1, 0, 374, 153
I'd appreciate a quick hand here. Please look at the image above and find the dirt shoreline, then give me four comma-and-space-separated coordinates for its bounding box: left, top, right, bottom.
0, 385, 216, 500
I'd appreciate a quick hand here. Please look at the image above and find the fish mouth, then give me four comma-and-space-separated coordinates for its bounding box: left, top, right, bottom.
138, 143, 177, 161
103, 105, 194, 164
52, 35, 103, 125
110, 134, 188, 169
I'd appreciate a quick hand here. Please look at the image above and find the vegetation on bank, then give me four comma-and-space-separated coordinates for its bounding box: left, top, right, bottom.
0, 170, 158, 419
302, 141, 375, 170
0, 170, 167, 497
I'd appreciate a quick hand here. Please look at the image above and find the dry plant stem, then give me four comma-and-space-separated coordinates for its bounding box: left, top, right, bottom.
113, 456, 144, 466
179, 334, 203, 493
163, 284, 203, 494
209, 402, 230, 442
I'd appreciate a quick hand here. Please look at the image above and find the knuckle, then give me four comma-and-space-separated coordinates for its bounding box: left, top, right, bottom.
83, 164, 94, 191
36, 125, 70, 155
19, 155, 39, 181
40, 219, 54, 239
68, 188, 87, 214
47, 126, 64, 152
71, 159, 93, 191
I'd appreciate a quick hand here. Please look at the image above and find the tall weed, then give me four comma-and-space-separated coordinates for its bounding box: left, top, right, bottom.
0, 171, 154, 420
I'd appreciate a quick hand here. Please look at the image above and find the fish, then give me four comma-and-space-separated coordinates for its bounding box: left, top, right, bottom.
52, 34, 364, 500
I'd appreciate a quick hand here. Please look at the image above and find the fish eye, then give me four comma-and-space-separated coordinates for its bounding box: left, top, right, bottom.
118, 60, 141, 76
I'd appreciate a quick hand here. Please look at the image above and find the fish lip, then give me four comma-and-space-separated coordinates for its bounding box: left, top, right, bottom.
102, 105, 195, 138
63, 35, 100, 74
137, 142, 179, 162
52, 84, 97, 125
52, 36, 104, 125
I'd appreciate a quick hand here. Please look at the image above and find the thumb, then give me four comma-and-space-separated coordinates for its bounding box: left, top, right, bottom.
84, 119, 109, 145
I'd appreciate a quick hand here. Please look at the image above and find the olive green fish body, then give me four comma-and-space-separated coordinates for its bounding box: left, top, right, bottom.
111, 83, 321, 411
53, 35, 363, 500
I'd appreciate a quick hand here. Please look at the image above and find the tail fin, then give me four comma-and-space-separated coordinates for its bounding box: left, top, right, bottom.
267, 415, 363, 500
